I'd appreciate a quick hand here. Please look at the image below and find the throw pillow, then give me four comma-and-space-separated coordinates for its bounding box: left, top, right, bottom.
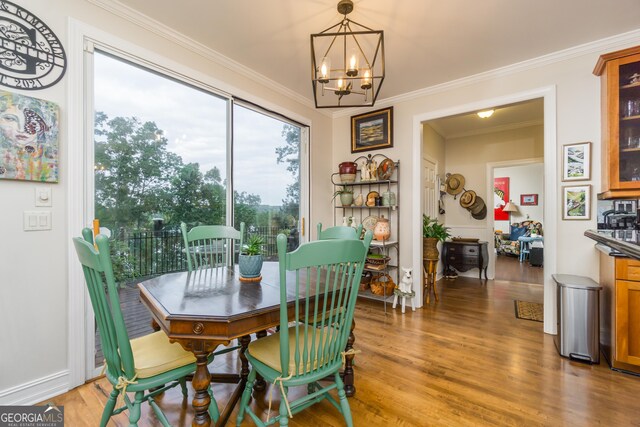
509, 225, 527, 241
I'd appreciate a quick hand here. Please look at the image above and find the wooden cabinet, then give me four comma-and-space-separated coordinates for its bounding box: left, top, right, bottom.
442, 241, 488, 280
594, 46, 640, 199
599, 254, 640, 373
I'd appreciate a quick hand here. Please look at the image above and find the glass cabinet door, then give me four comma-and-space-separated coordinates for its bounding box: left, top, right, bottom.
618, 60, 640, 184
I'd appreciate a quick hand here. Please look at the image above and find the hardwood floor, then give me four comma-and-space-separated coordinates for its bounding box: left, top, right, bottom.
46, 277, 640, 426
495, 254, 544, 285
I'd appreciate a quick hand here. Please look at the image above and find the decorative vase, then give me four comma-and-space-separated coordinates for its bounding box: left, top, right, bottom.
354, 193, 364, 206
423, 237, 439, 260
239, 254, 263, 278
339, 192, 353, 206
382, 191, 396, 206
338, 162, 358, 183
373, 215, 391, 241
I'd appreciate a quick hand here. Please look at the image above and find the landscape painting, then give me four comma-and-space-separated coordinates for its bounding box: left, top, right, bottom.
563, 142, 590, 181
563, 185, 590, 220
351, 107, 393, 152
0, 90, 59, 182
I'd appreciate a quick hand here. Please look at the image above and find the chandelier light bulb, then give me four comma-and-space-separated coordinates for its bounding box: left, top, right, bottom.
319, 57, 331, 84
346, 48, 359, 77
361, 69, 372, 90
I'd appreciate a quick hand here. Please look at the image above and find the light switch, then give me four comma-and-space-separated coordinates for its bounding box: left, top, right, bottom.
35, 187, 52, 207
24, 211, 51, 231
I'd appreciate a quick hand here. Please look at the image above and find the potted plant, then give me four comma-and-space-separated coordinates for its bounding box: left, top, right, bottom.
239, 234, 264, 279
423, 215, 450, 260
333, 185, 354, 206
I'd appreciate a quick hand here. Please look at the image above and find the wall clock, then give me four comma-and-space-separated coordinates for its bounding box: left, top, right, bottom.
0, 1, 67, 90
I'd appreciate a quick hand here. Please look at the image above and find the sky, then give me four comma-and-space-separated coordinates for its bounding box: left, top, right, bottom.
93, 51, 298, 206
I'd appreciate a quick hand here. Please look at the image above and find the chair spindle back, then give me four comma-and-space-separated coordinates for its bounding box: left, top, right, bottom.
181, 222, 244, 271
276, 231, 372, 378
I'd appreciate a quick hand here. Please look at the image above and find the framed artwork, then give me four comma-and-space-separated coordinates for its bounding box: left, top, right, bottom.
351, 106, 393, 153
562, 185, 591, 220
493, 177, 510, 220
562, 142, 591, 181
0, 90, 59, 183
520, 194, 538, 206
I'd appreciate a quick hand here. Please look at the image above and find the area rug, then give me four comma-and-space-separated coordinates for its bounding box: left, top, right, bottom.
514, 300, 543, 322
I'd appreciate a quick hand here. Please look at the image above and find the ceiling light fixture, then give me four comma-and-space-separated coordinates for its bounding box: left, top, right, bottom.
477, 109, 495, 118
310, 0, 385, 108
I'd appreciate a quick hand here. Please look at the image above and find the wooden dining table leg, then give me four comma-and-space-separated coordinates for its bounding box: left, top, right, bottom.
343, 320, 356, 397
239, 335, 251, 381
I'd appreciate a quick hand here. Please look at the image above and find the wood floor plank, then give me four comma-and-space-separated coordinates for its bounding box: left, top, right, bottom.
46, 276, 640, 426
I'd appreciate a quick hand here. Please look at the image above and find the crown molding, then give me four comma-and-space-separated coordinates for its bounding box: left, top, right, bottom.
86, 0, 326, 115
333, 28, 640, 119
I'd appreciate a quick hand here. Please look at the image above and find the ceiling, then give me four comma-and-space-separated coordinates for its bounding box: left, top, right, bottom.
109, 0, 640, 109
428, 98, 544, 139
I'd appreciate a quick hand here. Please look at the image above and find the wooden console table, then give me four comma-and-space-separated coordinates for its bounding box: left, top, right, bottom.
442, 241, 489, 280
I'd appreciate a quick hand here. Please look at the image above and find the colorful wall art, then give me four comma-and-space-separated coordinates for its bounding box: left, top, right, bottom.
494, 177, 510, 221
0, 90, 59, 182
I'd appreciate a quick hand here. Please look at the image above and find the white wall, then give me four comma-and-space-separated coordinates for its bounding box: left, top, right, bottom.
332, 32, 640, 331
494, 163, 545, 232
0, 0, 333, 403
444, 125, 543, 228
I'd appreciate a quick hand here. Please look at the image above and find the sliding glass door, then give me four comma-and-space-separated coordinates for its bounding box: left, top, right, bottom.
86, 47, 308, 377
233, 104, 304, 259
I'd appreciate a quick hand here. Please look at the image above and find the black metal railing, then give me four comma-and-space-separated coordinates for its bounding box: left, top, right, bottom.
109, 226, 299, 282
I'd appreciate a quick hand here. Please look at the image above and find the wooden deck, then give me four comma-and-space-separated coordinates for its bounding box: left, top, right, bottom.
95, 283, 153, 366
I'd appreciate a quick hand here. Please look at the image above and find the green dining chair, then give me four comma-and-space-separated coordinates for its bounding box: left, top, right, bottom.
236, 231, 373, 427
316, 222, 363, 240
73, 229, 221, 426
181, 222, 245, 271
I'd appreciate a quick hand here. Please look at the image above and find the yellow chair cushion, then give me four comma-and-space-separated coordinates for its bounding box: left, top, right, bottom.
248, 325, 340, 375
129, 331, 196, 378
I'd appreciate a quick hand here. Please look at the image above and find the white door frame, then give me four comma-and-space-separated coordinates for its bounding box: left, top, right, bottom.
412, 86, 557, 335
485, 157, 544, 281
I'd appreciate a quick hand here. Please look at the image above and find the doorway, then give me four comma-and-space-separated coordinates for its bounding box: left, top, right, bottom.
412, 88, 557, 334
490, 161, 544, 285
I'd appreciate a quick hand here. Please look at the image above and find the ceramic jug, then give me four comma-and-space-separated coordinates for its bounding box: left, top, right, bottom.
354, 193, 364, 206
373, 215, 391, 241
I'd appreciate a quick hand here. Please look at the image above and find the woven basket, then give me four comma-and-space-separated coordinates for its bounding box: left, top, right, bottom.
366, 255, 390, 266
370, 273, 396, 296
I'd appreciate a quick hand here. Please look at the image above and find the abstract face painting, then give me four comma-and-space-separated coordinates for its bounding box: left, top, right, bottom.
0, 90, 59, 182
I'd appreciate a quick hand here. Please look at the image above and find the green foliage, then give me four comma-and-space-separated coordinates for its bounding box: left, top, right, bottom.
277, 124, 300, 221
422, 215, 451, 241
332, 185, 353, 199
242, 234, 264, 256
108, 239, 139, 286
94, 111, 262, 232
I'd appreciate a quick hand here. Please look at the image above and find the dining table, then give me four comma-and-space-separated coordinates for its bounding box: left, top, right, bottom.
138, 262, 358, 427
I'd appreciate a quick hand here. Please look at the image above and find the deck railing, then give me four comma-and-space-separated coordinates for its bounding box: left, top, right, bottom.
109, 226, 298, 282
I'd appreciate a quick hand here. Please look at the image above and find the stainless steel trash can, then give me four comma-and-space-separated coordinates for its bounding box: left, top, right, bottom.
553, 274, 602, 364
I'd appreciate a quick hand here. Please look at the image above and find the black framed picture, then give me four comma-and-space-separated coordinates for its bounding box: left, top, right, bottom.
351, 106, 393, 153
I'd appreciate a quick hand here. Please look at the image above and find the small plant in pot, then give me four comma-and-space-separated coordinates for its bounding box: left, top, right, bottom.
239, 234, 264, 280
333, 185, 354, 206
423, 215, 450, 260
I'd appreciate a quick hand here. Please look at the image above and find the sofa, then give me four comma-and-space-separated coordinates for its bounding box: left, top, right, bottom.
495, 220, 543, 257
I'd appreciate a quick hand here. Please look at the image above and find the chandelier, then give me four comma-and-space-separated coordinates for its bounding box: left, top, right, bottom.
310, 0, 385, 108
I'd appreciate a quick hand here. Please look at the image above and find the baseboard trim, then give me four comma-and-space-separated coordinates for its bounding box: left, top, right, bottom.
0, 370, 69, 405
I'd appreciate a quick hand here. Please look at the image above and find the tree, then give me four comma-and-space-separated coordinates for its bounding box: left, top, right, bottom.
95, 113, 181, 231
276, 124, 300, 226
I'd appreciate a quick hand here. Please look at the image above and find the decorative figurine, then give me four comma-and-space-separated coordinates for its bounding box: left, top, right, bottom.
392, 267, 415, 313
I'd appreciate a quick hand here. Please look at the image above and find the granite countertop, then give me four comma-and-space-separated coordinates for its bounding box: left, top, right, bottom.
584, 229, 640, 259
